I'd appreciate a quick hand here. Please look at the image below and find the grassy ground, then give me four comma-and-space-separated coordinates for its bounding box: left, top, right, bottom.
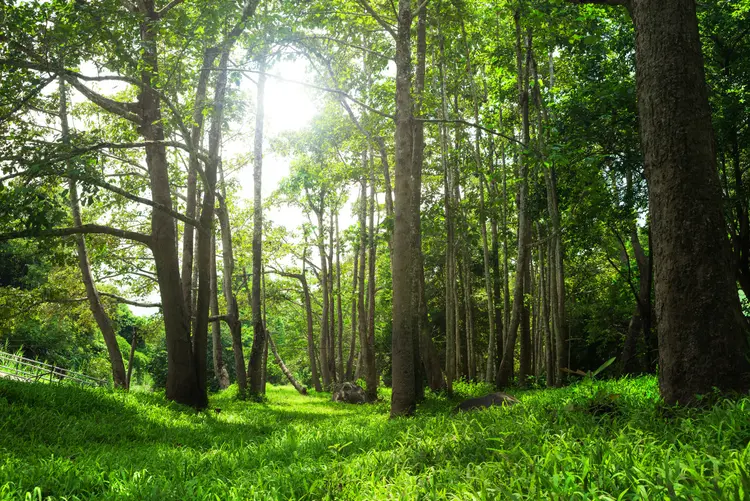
1, 377, 749, 500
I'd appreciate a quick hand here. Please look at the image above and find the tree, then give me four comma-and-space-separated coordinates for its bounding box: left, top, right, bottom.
571, 0, 750, 404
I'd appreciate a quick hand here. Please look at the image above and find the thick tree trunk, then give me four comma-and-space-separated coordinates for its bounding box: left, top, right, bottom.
247, 60, 268, 397
628, 0, 750, 403
139, 6, 202, 408
391, 18, 421, 404
390, 0, 418, 415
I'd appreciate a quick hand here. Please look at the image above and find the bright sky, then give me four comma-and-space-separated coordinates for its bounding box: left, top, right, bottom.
228, 58, 359, 240
238, 59, 318, 234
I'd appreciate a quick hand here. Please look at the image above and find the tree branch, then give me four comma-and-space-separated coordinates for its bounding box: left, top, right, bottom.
568, 0, 631, 15
230, 69, 394, 120
98, 292, 162, 308
64, 77, 142, 124
0, 224, 152, 246
418, 117, 523, 145
156, 0, 183, 18
354, 0, 397, 39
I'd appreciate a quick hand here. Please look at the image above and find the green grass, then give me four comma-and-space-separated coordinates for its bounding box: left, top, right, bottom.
1, 377, 749, 500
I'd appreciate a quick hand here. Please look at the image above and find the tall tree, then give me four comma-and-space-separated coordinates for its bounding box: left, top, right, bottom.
248, 57, 269, 397
571, 0, 750, 404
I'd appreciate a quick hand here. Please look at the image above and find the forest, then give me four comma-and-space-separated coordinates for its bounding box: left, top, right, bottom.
1, 0, 750, 499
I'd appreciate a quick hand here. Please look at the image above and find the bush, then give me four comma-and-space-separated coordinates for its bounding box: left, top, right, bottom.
146, 342, 168, 390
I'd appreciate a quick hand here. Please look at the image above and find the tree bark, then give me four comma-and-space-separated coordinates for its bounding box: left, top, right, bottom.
195, 49, 231, 404
357, 172, 374, 399
316, 202, 331, 389
390, 0, 417, 417
182, 48, 219, 329
247, 58, 268, 397
575, 0, 750, 403
328, 211, 337, 383
439, 30, 455, 393
519, 261, 532, 387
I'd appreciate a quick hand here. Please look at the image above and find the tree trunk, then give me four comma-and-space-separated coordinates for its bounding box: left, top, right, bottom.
519, 261, 532, 387
439, 31, 455, 393
365, 159, 378, 403
390, 0, 418, 415
497, 14, 533, 388
247, 59, 268, 397
210, 233, 229, 390
357, 172, 373, 399
541, 236, 554, 387
335, 214, 344, 382
328, 211, 337, 383
316, 204, 331, 389
411, 4, 443, 395
216, 193, 247, 395
268, 331, 307, 395
345, 245, 359, 381
195, 48, 233, 405
59, 78, 127, 389
126, 330, 138, 390
630, 0, 750, 403
182, 48, 218, 329
139, 6, 202, 408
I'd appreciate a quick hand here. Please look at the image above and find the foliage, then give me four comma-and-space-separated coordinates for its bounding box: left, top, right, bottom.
1, 377, 750, 500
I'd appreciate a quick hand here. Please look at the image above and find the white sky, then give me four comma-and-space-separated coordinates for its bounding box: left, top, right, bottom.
227, 58, 359, 242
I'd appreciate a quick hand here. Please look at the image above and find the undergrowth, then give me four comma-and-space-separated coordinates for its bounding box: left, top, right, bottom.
1, 376, 749, 500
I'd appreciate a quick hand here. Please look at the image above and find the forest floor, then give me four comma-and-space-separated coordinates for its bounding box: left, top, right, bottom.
0, 376, 749, 500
